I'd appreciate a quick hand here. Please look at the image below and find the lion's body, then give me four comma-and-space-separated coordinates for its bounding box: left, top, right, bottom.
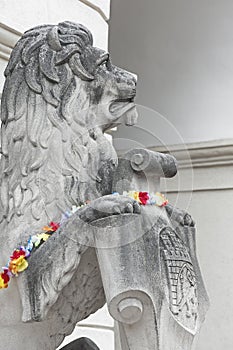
0, 21, 137, 349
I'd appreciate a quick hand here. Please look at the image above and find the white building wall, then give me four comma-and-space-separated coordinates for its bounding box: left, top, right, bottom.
109, 0, 233, 146
0, 1, 114, 349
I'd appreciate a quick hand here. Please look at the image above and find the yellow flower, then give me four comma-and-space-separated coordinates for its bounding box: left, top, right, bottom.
133, 192, 139, 202
125, 191, 140, 202
0, 275, 8, 289
9, 256, 28, 276
38, 233, 50, 241
34, 233, 50, 247
127, 191, 135, 199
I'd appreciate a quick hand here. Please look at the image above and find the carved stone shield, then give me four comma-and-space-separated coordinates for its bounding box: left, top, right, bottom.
160, 227, 198, 334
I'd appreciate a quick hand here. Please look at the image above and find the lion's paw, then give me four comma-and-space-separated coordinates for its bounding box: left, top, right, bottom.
165, 204, 195, 227
78, 194, 141, 223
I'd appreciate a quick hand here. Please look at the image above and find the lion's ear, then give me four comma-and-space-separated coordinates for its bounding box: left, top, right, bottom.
69, 54, 94, 81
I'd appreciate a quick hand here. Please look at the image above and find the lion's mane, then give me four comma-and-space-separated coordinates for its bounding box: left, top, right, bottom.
0, 21, 116, 233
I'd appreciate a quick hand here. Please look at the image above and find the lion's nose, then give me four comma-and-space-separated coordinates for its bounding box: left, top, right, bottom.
122, 69, 137, 86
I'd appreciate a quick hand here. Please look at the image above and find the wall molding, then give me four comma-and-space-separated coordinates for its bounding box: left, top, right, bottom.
149, 139, 233, 193
117, 139, 233, 193
0, 23, 22, 61
149, 138, 233, 169
79, 0, 109, 22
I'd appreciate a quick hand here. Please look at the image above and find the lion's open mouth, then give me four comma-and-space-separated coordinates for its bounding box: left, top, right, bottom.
109, 98, 138, 127
109, 98, 135, 117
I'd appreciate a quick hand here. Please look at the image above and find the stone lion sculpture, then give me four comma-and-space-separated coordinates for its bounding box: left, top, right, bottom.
0, 21, 139, 349
0, 21, 209, 350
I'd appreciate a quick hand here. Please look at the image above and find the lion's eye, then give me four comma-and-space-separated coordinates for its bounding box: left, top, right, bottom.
96, 53, 112, 70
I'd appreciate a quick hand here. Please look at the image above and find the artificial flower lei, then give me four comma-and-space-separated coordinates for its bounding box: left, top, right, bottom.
0, 205, 80, 290
120, 191, 168, 207
0, 191, 168, 290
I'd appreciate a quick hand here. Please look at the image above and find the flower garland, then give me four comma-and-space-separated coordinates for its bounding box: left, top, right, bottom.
0, 191, 168, 290
118, 191, 168, 207
0, 206, 80, 290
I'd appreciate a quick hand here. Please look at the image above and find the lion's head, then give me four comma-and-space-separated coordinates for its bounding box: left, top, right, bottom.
0, 21, 138, 232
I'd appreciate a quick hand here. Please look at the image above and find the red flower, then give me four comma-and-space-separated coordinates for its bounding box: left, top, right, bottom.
139, 192, 149, 205
49, 222, 60, 232
10, 249, 25, 260
1, 271, 10, 284
161, 199, 168, 207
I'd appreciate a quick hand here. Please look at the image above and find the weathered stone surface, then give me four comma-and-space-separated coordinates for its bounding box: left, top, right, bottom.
113, 148, 177, 194
94, 149, 209, 350
0, 21, 138, 350
0, 20, 208, 350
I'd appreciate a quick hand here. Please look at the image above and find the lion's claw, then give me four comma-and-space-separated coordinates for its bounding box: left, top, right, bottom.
113, 205, 121, 214
125, 203, 134, 213
78, 194, 141, 223
133, 201, 141, 214
165, 204, 195, 227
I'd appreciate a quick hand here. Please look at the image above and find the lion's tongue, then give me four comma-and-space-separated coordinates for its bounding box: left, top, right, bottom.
124, 105, 138, 126
110, 101, 129, 114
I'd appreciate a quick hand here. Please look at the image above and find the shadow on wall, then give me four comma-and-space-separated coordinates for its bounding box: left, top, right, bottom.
60, 337, 100, 350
